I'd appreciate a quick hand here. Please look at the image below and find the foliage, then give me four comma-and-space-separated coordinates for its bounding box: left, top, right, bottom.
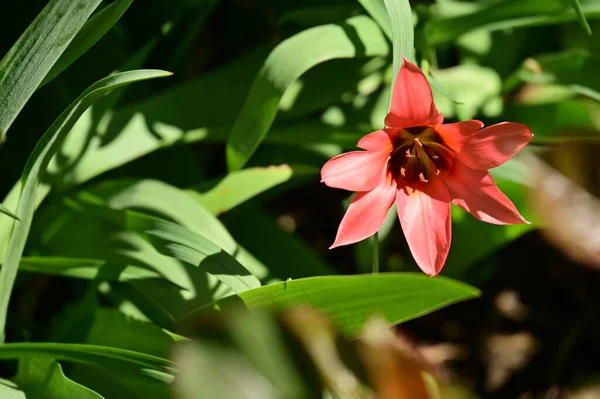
0, 0, 598, 397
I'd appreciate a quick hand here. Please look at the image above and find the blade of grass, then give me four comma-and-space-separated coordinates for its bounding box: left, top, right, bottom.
0, 0, 103, 140
0, 69, 172, 343
39, 0, 135, 88
383, 0, 414, 83
567, 0, 592, 35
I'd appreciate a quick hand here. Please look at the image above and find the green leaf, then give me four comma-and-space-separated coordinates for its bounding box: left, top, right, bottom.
226, 15, 389, 171
0, 379, 26, 399
567, 0, 593, 35
19, 256, 159, 281
426, 0, 600, 46
14, 359, 104, 399
0, 343, 173, 371
40, 0, 134, 88
0, 69, 172, 342
191, 165, 317, 215
66, 195, 261, 294
90, 179, 268, 279
383, 0, 414, 82
0, 0, 103, 139
179, 273, 479, 337
0, 204, 19, 220
358, 0, 392, 38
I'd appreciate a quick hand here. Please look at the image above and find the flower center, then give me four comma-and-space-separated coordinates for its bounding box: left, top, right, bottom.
387, 125, 454, 186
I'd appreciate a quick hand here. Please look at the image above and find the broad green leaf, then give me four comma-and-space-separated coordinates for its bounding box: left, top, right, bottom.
66, 195, 261, 294
426, 0, 600, 46
14, 359, 104, 399
226, 15, 389, 171
0, 343, 173, 371
568, 0, 593, 34
85, 308, 173, 359
0, 0, 103, 139
383, 0, 414, 82
0, 204, 19, 220
19, 256, 159, 281
225, 310, 305, 398
191, 165, 317, 215
179, 273, 479, 337
0, 69, 172, 342
83, 179, 267, 282
40, 0, 134, 88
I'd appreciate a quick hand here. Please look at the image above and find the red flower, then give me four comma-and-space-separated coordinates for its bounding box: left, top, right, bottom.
321, 58, 532, 276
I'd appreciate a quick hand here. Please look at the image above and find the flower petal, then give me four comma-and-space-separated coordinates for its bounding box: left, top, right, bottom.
357, 129, 393, 151
447, 161, 528, 225
330, 174, 396, 248
396, 178, 451, 276
459, 122, 533, 170
321, 150, 389, 192
384, 58, 443, 129
437, 120, 484, 151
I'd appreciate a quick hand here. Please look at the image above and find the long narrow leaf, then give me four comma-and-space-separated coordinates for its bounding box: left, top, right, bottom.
225, 15, 388, 171
358, 0, 392, 38
0, 69, 171, 342
0, 204, 19, 221
0, 343, 173, 371
0, 0, 103, 139
567, 0, 593, 34
382, 0, 414, 85
40, 0, 134, 88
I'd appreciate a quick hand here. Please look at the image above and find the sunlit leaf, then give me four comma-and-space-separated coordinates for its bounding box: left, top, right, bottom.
66, 195, 261, 294
0, 69, 171, 342
0, 0, 103, 139
40, 0, 134, 88
179, 273, 479, 337
382, 0, 414, 81
226, 15, 389, 171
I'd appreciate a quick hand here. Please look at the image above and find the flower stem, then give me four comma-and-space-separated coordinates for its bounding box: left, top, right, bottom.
372, 232, 380, 274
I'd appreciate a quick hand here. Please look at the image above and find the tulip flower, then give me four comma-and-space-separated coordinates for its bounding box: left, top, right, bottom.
321, 58, 532, 276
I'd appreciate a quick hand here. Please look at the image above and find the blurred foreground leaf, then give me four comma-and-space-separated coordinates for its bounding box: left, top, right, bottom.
180, 273, 479, 337
528, 140, 600, 268
0, 0, 102, 139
